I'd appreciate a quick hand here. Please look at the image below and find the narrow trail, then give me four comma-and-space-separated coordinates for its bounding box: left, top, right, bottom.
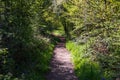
46, 37, 78, 80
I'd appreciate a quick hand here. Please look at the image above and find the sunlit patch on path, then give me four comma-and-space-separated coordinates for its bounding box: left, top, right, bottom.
46, 37, 78, 80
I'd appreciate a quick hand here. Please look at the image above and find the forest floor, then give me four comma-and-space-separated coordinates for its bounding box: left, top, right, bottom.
46, 36, 78, 80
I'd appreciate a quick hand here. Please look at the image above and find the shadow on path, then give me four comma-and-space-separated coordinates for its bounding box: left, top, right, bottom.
46, 37, 78, 80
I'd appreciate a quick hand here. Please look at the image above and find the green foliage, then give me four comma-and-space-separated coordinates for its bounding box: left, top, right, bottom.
0, 0, 120, 79
76, 60, 101, 80
0, 48, 8, 73
0, 0, 55, 79
66, 38, 120, 79
62, 0, 120, 38
89, 37, 120, 79
64, 0, 120, 79
0, 73, 24, 80
66, 41, 102, 80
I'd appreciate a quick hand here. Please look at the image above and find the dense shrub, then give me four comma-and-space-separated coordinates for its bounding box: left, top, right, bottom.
66, 38, 120, 80
0, 73, 24, 80
0, 0, 55, 80
64, 0, 120, 80
66, 41, 102, 80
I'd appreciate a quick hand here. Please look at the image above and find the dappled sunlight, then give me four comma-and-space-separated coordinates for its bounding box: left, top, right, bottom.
0, 0, 120, 80
46, 37, 78, 80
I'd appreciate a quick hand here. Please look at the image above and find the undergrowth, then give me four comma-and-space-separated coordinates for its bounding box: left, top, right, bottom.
66, 41, 102, 80
66, 40, 120, 80
0, 37, 54, 80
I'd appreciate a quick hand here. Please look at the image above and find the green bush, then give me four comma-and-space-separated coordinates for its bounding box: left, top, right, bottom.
0, 38, 54, 80
21, 38, 54, 80
0, 73, 24, 80
0, 48, 15, 74
76, 60, 101, 80
0, 48, 8, 73
66, 41, 102, 80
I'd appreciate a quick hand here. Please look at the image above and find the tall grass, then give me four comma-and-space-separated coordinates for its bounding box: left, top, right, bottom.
66, 41, 102, 80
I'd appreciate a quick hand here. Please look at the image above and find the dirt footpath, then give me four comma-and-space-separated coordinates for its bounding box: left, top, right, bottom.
46, 37, 78, 80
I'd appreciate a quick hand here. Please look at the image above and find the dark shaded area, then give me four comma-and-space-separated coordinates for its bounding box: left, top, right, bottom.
46, 37, 78, 80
